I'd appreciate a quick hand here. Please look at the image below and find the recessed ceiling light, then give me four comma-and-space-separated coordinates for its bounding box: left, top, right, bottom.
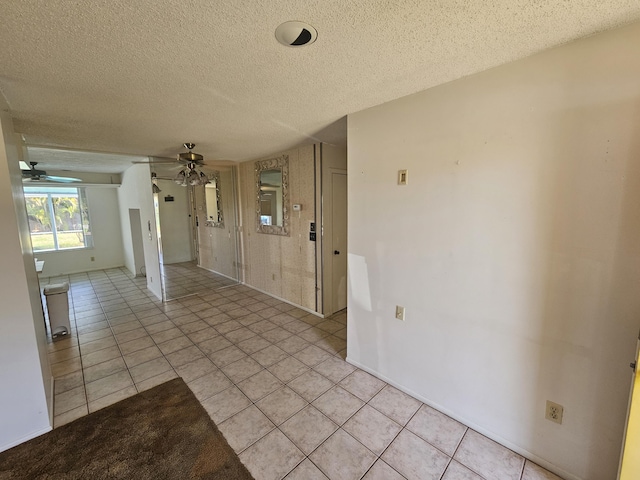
275, 21, 317, 47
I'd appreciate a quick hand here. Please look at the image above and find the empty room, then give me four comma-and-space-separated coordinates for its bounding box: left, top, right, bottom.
2, 2, 640, 480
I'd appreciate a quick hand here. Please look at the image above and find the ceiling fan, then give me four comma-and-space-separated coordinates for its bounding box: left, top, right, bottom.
174, 143, 210, 186
133, 143, 206, 167
177, 142, 205, 166
21, 162, 81, 183
135, 143, 211, 186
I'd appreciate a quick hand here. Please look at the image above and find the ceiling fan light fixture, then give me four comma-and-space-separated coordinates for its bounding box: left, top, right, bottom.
174, 169, 186, 185
172, 143, 211, 187
187, 168, 201, 186
275, 21, 317, 47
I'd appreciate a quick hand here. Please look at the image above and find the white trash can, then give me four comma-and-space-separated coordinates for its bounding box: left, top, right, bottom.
44, 282, 71, 339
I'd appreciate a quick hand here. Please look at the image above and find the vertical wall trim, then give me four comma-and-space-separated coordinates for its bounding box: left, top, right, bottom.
317, 143, 324, 314
313, 145, 319, 313
189, 185, 198, 263
231, 165, 242, 283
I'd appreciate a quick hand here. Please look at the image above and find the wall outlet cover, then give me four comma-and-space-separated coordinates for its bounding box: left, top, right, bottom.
545, 400, 564, 424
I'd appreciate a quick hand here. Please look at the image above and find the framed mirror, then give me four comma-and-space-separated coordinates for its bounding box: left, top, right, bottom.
204, 171, 224, 228
255, 155, 289, 236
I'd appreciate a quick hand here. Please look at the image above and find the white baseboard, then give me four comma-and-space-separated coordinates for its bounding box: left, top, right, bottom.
345, 357, 579, 480
48, 375, 54, 425
0, 425, 52, 454
196, 264, 242, 284
196, 265, 324, 318
241, 283, 323, 318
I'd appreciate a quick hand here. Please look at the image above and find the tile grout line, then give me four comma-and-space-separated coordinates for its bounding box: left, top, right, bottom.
77, 271, 151, 408
68, 277, 91, 414
92, 275, 141, 396
50, 268, 559, 479
50, 273, 346, 441
175, 304, 348, 473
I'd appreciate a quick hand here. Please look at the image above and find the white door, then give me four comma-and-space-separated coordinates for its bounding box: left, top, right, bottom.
330, 172, 347, 313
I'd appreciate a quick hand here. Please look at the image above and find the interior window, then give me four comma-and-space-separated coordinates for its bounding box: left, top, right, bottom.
23, 187, 93, 252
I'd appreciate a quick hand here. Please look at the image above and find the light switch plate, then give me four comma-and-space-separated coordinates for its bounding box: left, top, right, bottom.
395, 305, 405, 321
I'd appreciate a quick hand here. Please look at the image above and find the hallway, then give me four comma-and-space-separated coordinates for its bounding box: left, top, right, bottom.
44, 268, 560, 480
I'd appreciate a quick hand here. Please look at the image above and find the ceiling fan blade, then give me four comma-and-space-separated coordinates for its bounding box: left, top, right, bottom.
22, 169, 47, 177
43, 175, 82, 183
132, 160, 176, 165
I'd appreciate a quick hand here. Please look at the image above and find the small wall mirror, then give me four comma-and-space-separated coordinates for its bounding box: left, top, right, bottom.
204, 171, 224, 228
255, 155, 289, 235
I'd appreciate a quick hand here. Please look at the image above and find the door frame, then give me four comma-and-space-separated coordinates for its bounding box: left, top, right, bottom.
618, 330, 640, 479
322, 167, 347, 316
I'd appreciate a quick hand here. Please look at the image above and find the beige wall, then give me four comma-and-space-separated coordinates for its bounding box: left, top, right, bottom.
197, 168, 239, 280
238, 145, 318, 311
347, 21, 640, 480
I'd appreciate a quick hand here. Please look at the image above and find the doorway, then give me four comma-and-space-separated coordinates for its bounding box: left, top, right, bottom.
127, 209, 145, 277
153, 180, 197, 300
152, 166, 242, 301
323, 167, 347, 316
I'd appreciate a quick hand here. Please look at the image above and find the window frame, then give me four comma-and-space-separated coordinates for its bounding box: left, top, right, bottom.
24, 186, 94, 252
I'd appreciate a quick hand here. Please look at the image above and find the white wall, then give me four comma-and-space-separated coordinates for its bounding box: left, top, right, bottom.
117, 164, 162, 299
347, 22, 640, 480
156, 179, 193, 264
34, 187, 125, 276
0, 108, 52, 452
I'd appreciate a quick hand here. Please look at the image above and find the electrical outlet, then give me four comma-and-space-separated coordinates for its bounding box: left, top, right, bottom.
545, 400, 563, 424
395, 305, 405, 321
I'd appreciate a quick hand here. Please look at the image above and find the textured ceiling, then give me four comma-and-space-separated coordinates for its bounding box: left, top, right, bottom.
1, 1, 640, 172
26, 147, 148, 173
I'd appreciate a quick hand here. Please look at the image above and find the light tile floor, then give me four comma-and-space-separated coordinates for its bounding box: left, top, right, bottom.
160, 261, 237, 300
43, 267, 564, 480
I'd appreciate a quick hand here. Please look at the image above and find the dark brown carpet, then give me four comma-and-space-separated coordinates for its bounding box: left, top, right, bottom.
0, 378, 255, 480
